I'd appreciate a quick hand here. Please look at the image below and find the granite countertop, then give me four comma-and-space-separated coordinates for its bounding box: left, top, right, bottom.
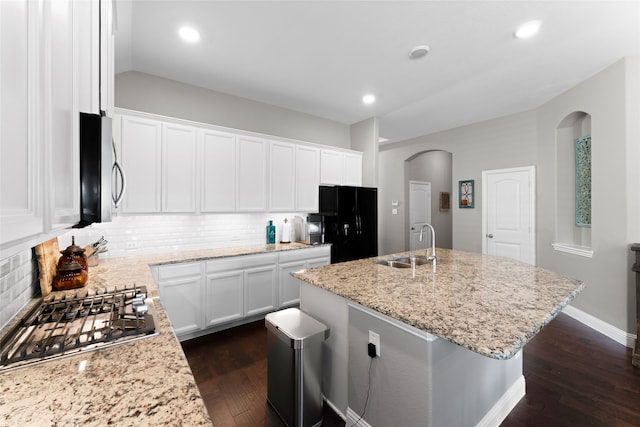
0, 242, 316, 426
293, 248, 584, 360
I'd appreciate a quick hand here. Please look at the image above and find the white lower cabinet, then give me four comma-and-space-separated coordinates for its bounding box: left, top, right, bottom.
278, 260, 307, 307
277, 246, 331, 308
204, 270, 244, 328
155, 262, 203, 337
244, 262, 278, 316
155, 246, 330, 340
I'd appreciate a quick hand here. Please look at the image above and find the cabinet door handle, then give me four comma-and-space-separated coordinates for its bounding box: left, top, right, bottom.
111, 138, 126, 208
486, 233, 494, 238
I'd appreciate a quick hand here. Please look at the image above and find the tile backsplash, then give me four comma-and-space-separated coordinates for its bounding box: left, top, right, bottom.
58, 213, 306, 258
1, 213, 306, 328
0, 249, 39, 330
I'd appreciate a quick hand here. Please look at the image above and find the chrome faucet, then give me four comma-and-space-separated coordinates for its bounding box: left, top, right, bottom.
418, 224, 437, 273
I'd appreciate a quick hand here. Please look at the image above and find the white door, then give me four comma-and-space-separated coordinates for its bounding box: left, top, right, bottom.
409, 181, 431, 251
482, 166, 536, 265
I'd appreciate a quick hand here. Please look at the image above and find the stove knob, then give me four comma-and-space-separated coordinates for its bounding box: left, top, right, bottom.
135, 304, 148, 316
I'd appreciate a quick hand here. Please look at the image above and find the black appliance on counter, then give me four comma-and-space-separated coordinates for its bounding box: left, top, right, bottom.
319, 185, 378, 263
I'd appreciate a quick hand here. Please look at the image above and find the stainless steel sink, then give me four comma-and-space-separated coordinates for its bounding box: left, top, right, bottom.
396, 256, 430, 266
374, 259, 411, 268
374, 256, 429, 268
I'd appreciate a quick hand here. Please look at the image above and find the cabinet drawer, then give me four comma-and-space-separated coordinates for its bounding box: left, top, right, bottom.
156, 262, 201, 280
206, 253, 278, 273
279, 246, 331, 263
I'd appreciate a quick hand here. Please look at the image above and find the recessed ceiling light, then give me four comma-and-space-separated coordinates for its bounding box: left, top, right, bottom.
179, 26, 200, 43
409, 45, 430, 59
514, 21, 541, 39
362, 94, 376, 104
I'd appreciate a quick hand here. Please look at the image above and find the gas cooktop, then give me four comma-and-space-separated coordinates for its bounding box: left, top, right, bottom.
0, 285, 158, 372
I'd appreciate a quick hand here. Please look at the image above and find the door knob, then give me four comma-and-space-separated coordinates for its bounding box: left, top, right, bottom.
486, 233, 494, 238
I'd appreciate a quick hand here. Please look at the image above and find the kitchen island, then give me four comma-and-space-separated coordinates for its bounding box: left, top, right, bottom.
0, 242, 318, 426
293, 249, 584, 426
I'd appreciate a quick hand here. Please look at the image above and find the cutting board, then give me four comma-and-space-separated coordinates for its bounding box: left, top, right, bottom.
34, 238, 61, 297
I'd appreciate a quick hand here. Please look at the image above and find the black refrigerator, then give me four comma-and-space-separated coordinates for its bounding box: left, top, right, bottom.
319, 185, 378, 263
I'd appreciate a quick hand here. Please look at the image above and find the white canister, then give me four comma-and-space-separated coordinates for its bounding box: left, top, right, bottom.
281, 218, 291, 243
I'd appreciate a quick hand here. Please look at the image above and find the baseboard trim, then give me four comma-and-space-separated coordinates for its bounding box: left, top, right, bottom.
563, 305, 637, 348
345, 407, 372, 427
345, 376, 525, 427
323, 398, 346, 422
476, 375, 526, 427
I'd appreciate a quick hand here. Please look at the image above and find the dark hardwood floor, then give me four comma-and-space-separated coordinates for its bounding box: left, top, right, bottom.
182, 313, 640, 427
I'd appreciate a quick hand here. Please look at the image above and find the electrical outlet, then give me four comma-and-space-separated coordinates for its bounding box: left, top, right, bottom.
368, 330, 381, 357
125, 241, 139, 249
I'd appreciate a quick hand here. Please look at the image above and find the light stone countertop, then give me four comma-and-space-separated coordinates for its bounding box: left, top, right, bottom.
293, 248, 584, 360
0, 242, 317, 426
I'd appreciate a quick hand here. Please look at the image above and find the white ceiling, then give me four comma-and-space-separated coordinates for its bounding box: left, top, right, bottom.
114, 1, 640, 144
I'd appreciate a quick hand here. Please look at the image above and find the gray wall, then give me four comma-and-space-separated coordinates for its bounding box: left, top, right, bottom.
378, 110, 537, 256
537, 56, 639, 332
405, 150, 453, 249
115, 71, 351, 148
350, 117, 379, 187
379, 55, 639, 335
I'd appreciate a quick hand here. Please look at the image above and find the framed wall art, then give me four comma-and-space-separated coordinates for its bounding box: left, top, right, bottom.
459, 179, 474, 208
439, 192, 450, 211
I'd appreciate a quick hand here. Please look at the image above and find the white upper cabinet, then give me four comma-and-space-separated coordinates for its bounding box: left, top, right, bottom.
99, 0, 115, 116
120, 116, 162, 213
343, 152, 363, 186
113, 110, 362, 218
269, 141, 296, 212
320, 148, 362, 186
0, 0, 44, 249
295, 145, 321, 212
76, 0, 99, 114
201, 129, 236, 212
48, 0, 80, 231
320, 149, 344, 185
162, 123, 197, 213
1, 0, 112, 258
237, 136, 268, 211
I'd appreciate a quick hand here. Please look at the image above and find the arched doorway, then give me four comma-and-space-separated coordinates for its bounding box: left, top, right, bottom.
404, 150, 453, 251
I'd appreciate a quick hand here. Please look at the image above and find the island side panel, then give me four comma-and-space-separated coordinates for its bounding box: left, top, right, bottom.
300, 280, 349, 418
348, 304, 433, 426
348, 303, 525, 427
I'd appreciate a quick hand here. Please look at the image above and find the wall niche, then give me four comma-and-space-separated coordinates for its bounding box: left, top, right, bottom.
553, 111, 593, 257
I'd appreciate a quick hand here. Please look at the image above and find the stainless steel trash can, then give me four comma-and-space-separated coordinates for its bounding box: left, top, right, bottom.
265, 308, 329, 427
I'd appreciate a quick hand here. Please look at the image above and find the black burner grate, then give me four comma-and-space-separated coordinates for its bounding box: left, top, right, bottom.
0, 286, 157, 371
